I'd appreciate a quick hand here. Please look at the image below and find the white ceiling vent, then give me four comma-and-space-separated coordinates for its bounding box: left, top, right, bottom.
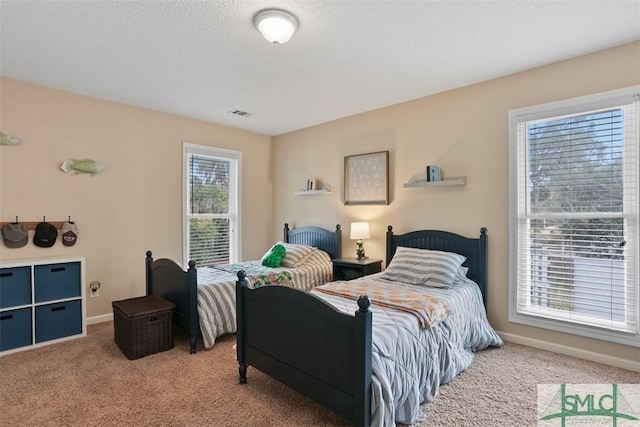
229, 109, 251, 117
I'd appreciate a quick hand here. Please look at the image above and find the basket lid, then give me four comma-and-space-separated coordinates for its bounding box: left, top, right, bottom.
112, 295, 175, 318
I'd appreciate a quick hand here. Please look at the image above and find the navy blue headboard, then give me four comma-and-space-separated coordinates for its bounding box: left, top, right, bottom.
385, 226, 488, 305
284, 223, 342, 260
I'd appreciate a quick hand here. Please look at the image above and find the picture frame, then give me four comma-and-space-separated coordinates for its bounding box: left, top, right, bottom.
344, 150, 389, 205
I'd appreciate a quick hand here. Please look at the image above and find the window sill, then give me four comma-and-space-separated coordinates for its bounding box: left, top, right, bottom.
508, 309, 639, 348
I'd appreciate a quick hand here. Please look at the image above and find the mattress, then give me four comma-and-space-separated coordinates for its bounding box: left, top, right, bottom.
197, 250, 333, 349
312, 271, 503, 426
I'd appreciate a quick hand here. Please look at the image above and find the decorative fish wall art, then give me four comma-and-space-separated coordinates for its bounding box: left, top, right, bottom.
60, 158, 105, 176
0, 131, 23, 146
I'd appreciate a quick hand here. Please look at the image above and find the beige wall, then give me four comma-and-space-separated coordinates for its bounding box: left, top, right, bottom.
1, 42, 638, 367
272, 42, 640, 366
0, 78, 273, 318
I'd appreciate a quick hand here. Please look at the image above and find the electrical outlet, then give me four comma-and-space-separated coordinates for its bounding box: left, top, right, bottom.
89, 280, 101, 298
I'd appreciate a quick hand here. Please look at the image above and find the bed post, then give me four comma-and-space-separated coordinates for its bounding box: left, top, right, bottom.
283, 223, 290, 242
145, 251, 153, 295
354, 295, 372, 427
186, 260, 198, 354
478, 227, 488, 307
385, 225, 394, 265
236, 270, 248, 384
334, 224, 342, 259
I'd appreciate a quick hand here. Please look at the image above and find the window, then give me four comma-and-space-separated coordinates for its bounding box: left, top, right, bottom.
508, 87, 639, 347
183, 143, 241, 267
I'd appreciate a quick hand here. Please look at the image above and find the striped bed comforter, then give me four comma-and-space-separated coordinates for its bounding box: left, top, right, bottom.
197, 251, 333, 349
312, 271, 503, 427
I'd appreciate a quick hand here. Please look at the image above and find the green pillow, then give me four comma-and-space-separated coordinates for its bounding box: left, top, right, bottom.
261, 244, 286, 267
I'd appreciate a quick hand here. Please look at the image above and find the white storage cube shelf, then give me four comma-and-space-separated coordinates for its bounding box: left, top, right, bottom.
0, 257, 86, 354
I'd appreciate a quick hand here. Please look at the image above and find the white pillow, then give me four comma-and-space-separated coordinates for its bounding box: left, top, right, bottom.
279, 242, 317, 268
380, 246, 466, 288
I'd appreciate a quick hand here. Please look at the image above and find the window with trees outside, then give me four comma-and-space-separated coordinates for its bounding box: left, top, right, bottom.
183, 143, 241, 268
508, 87, 639, 347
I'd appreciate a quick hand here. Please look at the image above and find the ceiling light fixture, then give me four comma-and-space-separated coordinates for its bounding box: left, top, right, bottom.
254, 9, 298, 45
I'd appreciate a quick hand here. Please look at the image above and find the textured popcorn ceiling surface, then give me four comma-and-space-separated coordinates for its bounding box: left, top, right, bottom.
1, 1, 639, 136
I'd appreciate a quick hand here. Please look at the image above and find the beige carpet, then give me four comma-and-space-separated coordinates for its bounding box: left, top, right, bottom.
1, 322, 638, 426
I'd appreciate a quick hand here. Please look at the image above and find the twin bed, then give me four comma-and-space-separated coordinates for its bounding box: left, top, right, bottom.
236, 226, 503, 426
145, 223, 502, 426
145, 223, 342, 353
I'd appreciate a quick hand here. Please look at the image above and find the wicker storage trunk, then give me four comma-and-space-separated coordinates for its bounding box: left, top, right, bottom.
112, 295, 175, 360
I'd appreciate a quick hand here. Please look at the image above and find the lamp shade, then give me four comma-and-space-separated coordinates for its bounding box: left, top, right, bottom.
350, 222, 371, 240
254, 10, 298, 45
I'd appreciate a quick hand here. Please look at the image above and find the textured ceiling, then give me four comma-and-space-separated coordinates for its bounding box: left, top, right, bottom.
1, 1, 639, 136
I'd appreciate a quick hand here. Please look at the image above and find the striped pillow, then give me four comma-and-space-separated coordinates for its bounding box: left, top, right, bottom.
380, 246, 466, 288
279, 242, 317, 268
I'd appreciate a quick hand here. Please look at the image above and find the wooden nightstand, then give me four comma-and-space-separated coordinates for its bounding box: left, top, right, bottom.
332, 258, 382, 281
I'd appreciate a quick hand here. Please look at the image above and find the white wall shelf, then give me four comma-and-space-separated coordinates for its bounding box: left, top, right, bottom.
294, 188, 332, 196
403, 176, 466, 188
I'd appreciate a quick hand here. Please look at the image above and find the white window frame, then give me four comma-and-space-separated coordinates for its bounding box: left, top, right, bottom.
182, 142, 242, 267
508, 87, 640, 347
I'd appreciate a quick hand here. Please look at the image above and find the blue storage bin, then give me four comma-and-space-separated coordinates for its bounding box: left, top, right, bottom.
34, 262, 81, 303
0, 266, 32, 308
0, 307, 32, 351
35, 300, 82, 343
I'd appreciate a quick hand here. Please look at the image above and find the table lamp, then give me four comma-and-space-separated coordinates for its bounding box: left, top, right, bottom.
350, 222, 371, 260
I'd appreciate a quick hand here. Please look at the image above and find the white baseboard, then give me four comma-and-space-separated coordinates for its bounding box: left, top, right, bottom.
497, 331, 640, 373
87, 313, 113, 325
82, 317, 638, 371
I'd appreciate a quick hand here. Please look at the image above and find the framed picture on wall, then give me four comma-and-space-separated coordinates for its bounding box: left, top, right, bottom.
344, 150, 389, 205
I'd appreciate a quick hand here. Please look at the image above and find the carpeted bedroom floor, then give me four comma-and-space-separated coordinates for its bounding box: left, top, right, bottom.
0, 321, 638, 426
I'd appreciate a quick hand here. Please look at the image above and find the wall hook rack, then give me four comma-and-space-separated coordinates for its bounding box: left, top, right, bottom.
0, 216, 76, 231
